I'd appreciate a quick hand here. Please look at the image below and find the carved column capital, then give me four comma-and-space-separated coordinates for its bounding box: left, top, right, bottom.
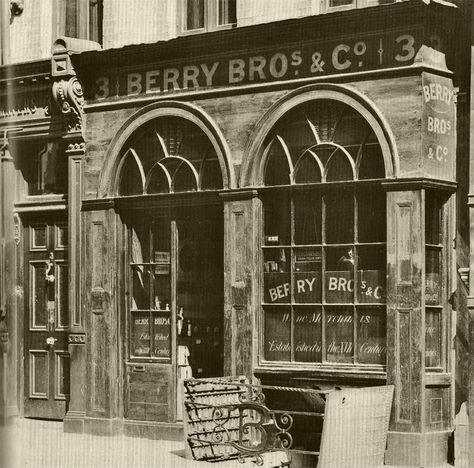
52, 77, 85, 133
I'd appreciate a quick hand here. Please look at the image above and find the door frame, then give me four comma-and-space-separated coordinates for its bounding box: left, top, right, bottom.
19, 210, 69, 420
118, 196, 224, 424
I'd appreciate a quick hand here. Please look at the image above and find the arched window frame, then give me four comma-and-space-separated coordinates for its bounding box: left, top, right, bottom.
240, 85, 399, 371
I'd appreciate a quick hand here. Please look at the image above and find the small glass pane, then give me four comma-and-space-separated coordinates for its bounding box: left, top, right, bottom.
326, 307, 353, 363
264, 140, 291, 186
357, 190, 386, 242
329, 0, 355, 6
325, 149, 353, 182
173, 163, 197, 192
332, 112, 368, 145
186, 0, 204, 30
294, 307, 322, 362
325, 247, 355, 304
357, 308, 386, 365
278, 113, 318, 164
425, 309, 442, 368
147, 166, 170, 194
263, 249, 290, 304
358, 143, 385, 180
264, 307, 291, 361
131, 265, 151, 310
425, 193, 442, 245
325, 191, 354, 244
426, 247, 441, 305
131, 222, 149, 264
293, 248, 322, 303
119, 153, 143, 196
294, 152, 322, 184
264, 194, 290, 245
356, 246, 386, 304
294, 194, 321, 244
152, 312, 171, 359
132, 312, 151, 357
200, 158, 223, 190
218, 0, 236, 25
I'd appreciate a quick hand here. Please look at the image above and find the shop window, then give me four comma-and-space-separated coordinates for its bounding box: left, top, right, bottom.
425, 191, 446, 370
328, 0, 398, 11
183, 0, 236, 33
117, 117, 223, 196
261, 99, 387, 367
15, 141, 67, 197
55, 0, 103, 45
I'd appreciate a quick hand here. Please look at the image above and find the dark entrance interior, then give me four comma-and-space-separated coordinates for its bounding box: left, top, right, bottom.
123, 203, 224, 423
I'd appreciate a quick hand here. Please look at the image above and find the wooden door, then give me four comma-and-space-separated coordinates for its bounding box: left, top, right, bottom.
24, 218, 69, 419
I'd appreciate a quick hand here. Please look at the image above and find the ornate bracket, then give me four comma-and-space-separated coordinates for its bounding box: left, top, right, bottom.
52, 77, 85, 133
51, 37, 100, 134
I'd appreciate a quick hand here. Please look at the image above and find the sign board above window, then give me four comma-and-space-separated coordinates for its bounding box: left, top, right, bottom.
88, 27, 442, 101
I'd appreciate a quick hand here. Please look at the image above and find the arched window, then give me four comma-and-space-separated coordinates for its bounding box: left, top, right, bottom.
117, 116, 223, 196
261, 99, 387, 367
115, 113, 226, 374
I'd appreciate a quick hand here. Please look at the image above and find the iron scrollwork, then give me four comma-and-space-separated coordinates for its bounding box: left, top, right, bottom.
193, 400, 294, 460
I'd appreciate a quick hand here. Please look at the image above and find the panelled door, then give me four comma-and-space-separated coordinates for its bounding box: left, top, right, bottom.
24, 217, 69, 419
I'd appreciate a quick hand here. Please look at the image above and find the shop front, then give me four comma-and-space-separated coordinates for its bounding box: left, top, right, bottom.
2, 1, 456, 466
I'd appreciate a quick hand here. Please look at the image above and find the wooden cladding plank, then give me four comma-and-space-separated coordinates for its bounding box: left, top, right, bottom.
90, 217, 107, 314
396, 309, 412, 424
91, 220, 104, 290
70, 157, 83, 327
90, 314, 106, 413
231, 209, 245, 285
396, 202, 413, 284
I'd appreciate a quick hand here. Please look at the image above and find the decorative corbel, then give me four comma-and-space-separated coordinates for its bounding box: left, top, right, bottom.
52, 77, 85, 133
51, 37, 100, 134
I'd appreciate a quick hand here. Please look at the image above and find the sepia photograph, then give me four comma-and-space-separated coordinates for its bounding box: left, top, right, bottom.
0, 0, 472, 466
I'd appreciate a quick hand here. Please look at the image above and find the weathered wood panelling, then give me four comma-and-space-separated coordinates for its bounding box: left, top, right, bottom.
387, 190, 423, 434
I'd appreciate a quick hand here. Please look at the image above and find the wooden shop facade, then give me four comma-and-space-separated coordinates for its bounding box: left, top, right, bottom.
0, 1, 467, 466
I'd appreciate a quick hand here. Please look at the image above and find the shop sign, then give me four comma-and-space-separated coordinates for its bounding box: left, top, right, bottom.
90, 29, 433, 101
421, 72, 456, 181
264, 270, 385, 304
0, 92, 51, 121
265, 309, 386, 363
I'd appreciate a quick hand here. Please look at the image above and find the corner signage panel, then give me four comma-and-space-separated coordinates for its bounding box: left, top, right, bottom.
87, 28, 441, 101
421, 72, 456, 181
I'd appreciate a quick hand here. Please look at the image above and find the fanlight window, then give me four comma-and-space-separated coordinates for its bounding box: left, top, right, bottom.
117, 116, 223, 196
263, 99, 385, 186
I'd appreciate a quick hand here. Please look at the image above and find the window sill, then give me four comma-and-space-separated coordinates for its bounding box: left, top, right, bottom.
254, 363, 386, 382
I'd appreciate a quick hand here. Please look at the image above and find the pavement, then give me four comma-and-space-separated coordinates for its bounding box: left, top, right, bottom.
0, 418, 457, 468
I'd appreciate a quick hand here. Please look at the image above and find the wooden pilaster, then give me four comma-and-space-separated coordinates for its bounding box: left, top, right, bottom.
222, 190, 261, 381
0, 142, 19, 424
63, 140, 87, 433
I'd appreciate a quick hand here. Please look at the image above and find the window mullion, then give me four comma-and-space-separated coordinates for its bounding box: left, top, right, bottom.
290, 195, 295, 362
321, 195, 327, 362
